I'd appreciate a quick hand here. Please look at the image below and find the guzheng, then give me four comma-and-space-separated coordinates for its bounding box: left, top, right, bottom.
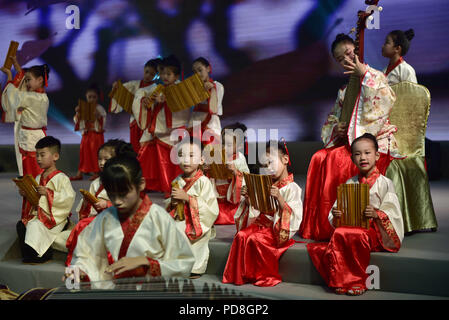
13, 175, 40, 206
336, 183, 370, 229
203, 144, 234, 180
171, 181, 185, 221
109, 80, 134, 113
78, 99, 96, 121
3, 41, 19, 70
164, 73, 210, 112
79, 189, 99, 205
243, 173, 277, 214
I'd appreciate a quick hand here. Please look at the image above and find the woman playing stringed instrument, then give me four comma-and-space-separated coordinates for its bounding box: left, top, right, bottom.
300, 23, 403, 241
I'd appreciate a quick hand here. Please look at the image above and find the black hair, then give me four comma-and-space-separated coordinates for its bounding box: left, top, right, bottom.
331, 33, 355, 56
27, 64, 50, 86
351, 133, 379, 153
266, 140, 289, 158
86, 83, 101, 96
161, 54, 181, 76
193, 57, 210, 68
221, 122, 247, 152
98, 139, 137, 158
145, 58, 162, 71
100, 156, 143, 195
388, 29, 415, 56
176, 135, 204, 154
35, 136, 61, 154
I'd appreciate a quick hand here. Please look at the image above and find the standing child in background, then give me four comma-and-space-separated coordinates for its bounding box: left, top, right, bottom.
307, 133, 403, 295
16, 136, 75, 264
203, 122, 249, 225
66, 139, 137, 266
1, 57, 50, 178
67, 156, 195, 286
188, 57, 224, 145
382, 29, 417, 85
138, 55, 190, 193
165, 137, 219, 278
110, 59, 161, 155
222, 141, 303, 287
71, 84, 107, 181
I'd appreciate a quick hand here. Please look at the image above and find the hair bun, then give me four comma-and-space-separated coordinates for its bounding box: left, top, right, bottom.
404, 29, 415, 41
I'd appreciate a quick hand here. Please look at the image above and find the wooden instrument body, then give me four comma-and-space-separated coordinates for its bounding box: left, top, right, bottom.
3, 41, 19, 70
80, 189, 99, 205
109, 80, 135, 113
336, 183, 370, 229
13, 174, 40, 206
78, 99, 97, 121
171, 181, 185, 221
243, 173, 277, 214
164, 73, 210, 112
203, 145, 234, 180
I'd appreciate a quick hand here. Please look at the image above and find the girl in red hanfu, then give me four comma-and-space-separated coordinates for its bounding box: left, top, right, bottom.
137, 55, 190, 193
222, 141, 303, 287
165, 137, 219, 278
300, 33, 402, 241
1, 57, 50, 178
110, 59, 161, 155
65, 139, 136, 266
382, 29, 417, 85
187, 57, 224, 145
71, 84, 107, 181
203, 122, 250, 225
65, 156, 195, 288
307, 133, 404, 296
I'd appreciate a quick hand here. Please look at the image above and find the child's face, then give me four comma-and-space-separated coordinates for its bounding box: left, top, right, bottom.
160, 67, 178, 85
178, 143, 203, 176
86, 90, 99, 104
333, 42, 356, 70
24, 72, 43, 91
192, 62, 210, 82
223, 135, 238, 158
264, 148, 288, 180
351, 139, 380, 175
382, 35, 399, 58
98, 147, 115, 172
36, 147, 59, 169
143, 66, 157, 83
108, 179, 145, 216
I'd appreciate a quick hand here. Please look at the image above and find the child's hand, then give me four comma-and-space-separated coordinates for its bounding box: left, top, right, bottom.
270, 186, 281, 199
93, 199, 108, 212
331, 207, 342, 219
18, 188, 26, 197
343, 55, 366, 77
62, 268, 88, 282
0, 67, 12, 81
112, 81, 118, 89
336, 122, 347, 138
105, 256, 148, 276
202, 164, 210, 172
364, 205, 378, 219
36, 186, 47, 196
155, 93, 165, 103
226, 163, 237, 174
171, 187, 189, 202
142, 96, 152, 108
75, 105, 80, 113
241, 186, 250, 205
204, 82, 214, 91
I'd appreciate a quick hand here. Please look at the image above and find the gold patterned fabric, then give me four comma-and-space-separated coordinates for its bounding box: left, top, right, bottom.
386, 81, 437, 233
389, 81, 431, 157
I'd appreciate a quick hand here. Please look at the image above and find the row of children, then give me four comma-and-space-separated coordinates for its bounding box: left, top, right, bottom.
0, 28, 435, 296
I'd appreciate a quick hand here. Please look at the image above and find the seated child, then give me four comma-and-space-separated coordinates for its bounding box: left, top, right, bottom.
65, 139, 136, 265
307, 133, 404, 295
67, 156, 195, 285
165, 137, 219, 278
16, 136, 76, 263
222, 140, 303, 287
203, 122, 250, 225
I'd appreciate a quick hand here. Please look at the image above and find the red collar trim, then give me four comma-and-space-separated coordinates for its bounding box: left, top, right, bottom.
385, 57, 403, 76
358, 166, 380, 188
34, 87, 45, 94
40, 170, 61, 186
273, 173, 294, 189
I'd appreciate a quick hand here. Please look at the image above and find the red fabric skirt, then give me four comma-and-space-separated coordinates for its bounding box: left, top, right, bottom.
78, 131, 104, 173
130, 121, 143, 155
20, 150, 43, 178
138, 139, 183, 193
307, 225, 383, 290
214, 199, 239, 225
222, 215, 295, 287
65, 216, 96, 266
300, 145, 392, 241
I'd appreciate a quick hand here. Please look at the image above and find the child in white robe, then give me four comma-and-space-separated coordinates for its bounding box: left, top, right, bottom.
67, 156, 195, 286
165, 137, 219, 278
382, 29, 417, 84
16, 136, 75, 263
